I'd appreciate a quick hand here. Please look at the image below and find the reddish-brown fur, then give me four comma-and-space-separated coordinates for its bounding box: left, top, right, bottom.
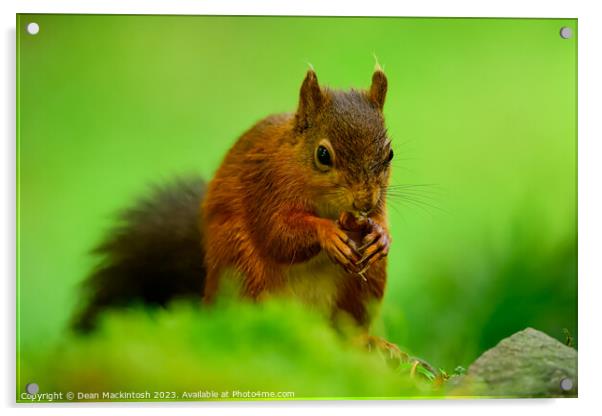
201, 69, 395, 340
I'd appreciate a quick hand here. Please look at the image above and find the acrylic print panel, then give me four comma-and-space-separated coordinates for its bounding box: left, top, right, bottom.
16, 14, 577, 401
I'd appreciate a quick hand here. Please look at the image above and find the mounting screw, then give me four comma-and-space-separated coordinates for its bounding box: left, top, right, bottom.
560, 377, 573, 391
559, 27, 573, 39
25, 383, 39, 395
26, 22, 40, 35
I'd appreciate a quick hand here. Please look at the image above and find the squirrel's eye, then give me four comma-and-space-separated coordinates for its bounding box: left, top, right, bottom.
316, 145, 332, 167
387, 149, 394, 163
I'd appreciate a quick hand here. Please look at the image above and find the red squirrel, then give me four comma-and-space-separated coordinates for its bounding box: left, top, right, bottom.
74, 68, 400, 357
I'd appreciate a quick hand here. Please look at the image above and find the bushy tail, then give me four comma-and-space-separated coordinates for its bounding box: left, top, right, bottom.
72, 176, 207, 332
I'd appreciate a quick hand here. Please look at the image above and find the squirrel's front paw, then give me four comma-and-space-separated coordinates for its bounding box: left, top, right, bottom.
317, 222, 360, 273
356, 219, 390, 274
363, 335, 409, 369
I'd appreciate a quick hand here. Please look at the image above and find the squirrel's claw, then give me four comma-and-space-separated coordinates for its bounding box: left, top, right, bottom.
334, 212, 389, 278
358, 230, 379, 251
356, 233, 389, 266
362, 335, 408, 369
354, 220, 390, 277
318, 222, 361, 273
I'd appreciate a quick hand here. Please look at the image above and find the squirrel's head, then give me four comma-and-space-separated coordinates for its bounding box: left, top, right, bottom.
294, 68, 393, 219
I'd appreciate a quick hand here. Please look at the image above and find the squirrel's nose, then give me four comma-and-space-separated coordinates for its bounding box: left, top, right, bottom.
352, 199, 373, 214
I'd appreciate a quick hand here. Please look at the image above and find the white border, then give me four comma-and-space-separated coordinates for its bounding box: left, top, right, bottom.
2, 1, 600, 415
0, 0, 586, 17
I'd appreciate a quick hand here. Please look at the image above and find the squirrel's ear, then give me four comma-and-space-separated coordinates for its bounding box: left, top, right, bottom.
296, 69, 324, 130
369, 69, 388, 111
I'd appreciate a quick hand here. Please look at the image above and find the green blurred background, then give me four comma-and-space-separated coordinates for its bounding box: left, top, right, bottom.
17, 15, 577, 399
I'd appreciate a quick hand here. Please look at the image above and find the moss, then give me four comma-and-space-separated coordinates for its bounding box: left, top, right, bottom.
19, 297, 438, 402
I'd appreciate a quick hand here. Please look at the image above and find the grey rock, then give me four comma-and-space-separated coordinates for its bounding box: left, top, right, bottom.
450, 328, 577, 397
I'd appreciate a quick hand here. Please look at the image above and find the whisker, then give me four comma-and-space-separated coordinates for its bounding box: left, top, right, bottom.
385, 200, 408, 226
385, 183, 441, 189
387, 194, 430, 211
386, 196, 438, 217
387, 193, 447, 214
389, 164, 416, 174
386, 191, 443, 202
391, 191, 441, 206
385, 184, 444, 197
386, 188, 441, 198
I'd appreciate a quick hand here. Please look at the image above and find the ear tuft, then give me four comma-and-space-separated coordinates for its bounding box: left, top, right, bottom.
369, 69, 388, 111
296, 69, 324, 131
373, 53, 384, 73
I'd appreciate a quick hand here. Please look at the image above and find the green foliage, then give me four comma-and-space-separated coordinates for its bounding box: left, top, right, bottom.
20, 297, 439, 402
382, 214, 577, 370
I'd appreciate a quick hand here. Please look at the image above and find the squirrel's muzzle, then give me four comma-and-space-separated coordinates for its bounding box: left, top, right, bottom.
352, 189, 380, 215
352, 199, 373, 215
